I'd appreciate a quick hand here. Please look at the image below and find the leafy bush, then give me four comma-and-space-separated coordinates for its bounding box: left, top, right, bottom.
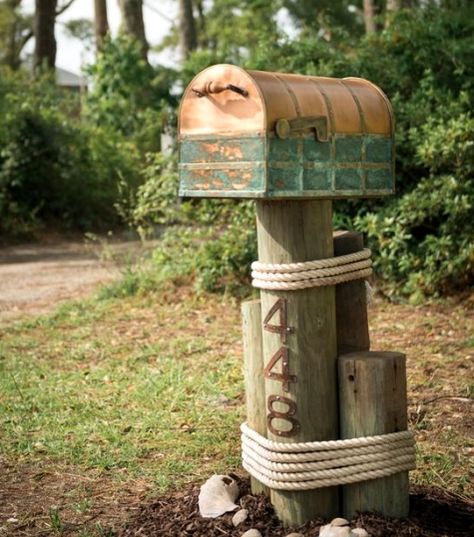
0, 69, 141, 235
104, 204, 256, 298
347, 8, 474, 299
191, 202, 256, 294
357, 106, 474, 300
86, 35, 177, 153
127, 153, 181, 237
153, 205, 256, 296
126, 153, 256, 294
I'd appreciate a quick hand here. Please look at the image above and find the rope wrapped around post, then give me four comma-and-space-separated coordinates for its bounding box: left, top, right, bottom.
245, 247, 416, 493
241, 423, 416, 491
251, 249, 373, 290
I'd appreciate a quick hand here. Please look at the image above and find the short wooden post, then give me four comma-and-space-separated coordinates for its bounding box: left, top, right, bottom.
256, 199, 339, 526
334, 231, 370, 355
338, 351, 410, 519
241, 299, 269, 496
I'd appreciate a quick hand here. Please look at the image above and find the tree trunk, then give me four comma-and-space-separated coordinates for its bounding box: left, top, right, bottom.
6, 20, 20, 69
178, 0, 197, 61
363, 0, 376, 34
33, 0, 57, 73
3, 0, 22, 69
118, 0, 148, 60
194, 0, 207, 48
94, 0, 109, 53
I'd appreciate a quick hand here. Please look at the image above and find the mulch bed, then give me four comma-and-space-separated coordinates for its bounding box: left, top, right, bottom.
118, 479, 473, 537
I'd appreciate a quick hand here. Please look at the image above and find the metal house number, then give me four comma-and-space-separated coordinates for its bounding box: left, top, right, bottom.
263, 298, 300, 437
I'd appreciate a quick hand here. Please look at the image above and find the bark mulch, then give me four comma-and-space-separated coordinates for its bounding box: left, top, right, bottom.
118, 480, 473, 537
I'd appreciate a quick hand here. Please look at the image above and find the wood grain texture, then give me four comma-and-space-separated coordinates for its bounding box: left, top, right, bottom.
256, 199, 339, 526
241, 299, 269, 496
338, 351, 410, 519
333, 231, 370, 355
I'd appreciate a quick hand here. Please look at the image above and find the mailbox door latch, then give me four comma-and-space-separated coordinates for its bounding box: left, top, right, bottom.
275, 116, 328, 142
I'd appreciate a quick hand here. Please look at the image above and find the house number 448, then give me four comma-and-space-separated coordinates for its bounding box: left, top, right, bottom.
263, 298, 300, 437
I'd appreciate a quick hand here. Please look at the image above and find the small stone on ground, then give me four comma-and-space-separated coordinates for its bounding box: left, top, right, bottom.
232, 509, 249, 527
241, 530, 262, 537
351, 529, 369, 537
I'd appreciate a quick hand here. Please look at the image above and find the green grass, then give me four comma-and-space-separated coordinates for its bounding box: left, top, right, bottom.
414, 441, 472, 496
0, 288, 244, 491
0, 279, 472, 537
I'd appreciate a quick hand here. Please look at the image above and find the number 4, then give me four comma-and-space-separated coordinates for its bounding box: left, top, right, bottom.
263, 298, 293, 343
264, 346, 297, 392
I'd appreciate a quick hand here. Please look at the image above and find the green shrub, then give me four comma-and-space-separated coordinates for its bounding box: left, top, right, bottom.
128, 153, 181, 236
192, 202, 256, 294
0, 69, 142, 236
357, 107, 474, 300
123, 203, 256, 297
86, 35, 177, 153
126, 153, 256, 295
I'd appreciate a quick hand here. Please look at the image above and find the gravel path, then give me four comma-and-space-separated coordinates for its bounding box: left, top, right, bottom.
0, 238, 146, 323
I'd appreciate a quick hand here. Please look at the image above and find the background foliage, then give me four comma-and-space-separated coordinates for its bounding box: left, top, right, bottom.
142, 5, 474, 300
0, 2, 472, 299
0, 68, 142, 235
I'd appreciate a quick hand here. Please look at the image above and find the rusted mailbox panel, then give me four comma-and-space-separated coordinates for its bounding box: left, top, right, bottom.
179, 64, 394, 199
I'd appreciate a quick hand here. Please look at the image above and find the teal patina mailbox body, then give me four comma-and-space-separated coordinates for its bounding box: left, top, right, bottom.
178, 65, 394, 199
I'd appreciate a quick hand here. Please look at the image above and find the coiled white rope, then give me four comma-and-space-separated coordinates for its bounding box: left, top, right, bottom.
241, 423, 416, 491
246, 248, 413, 490
251, 249, 373, 291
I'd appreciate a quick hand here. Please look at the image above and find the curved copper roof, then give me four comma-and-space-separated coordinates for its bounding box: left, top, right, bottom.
179, 64, 393, 137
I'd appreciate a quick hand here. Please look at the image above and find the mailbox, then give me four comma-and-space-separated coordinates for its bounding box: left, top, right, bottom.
178, 64, 394, 199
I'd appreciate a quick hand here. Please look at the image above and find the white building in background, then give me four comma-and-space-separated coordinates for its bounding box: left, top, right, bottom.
55, 66, 87, 92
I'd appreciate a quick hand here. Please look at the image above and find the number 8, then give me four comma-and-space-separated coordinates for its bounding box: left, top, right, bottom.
267, 395, 300, 437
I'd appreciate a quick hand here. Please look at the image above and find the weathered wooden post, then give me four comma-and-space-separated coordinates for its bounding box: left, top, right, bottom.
241, 299, 269, 496
178, 64, 415, 526
334, 231, 370, 355
241, 230, 371, 500
255, 198, 339, 524
339, 351, 411, 518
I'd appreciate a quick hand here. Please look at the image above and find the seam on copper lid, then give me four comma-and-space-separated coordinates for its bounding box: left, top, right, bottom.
274, 75, 301, 118
306, 78, 335, 135
340, 80, 367, 135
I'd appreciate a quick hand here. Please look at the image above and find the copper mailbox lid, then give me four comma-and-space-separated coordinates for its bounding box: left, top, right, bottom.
179, 64, 394, 199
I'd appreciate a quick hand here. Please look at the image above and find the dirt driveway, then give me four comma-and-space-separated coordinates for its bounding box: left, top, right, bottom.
0, 237, 149, 324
